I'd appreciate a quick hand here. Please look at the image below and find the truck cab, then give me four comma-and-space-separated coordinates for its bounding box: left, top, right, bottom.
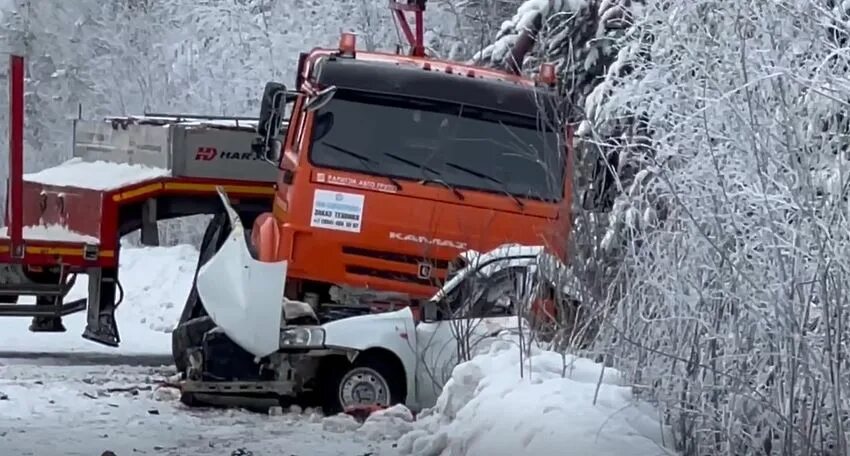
251, 33, 573, 310
179, 14, 575, 413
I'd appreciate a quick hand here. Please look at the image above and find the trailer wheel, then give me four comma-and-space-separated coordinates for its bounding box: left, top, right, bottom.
320, 352, 405, 416
171, 316, 216, 375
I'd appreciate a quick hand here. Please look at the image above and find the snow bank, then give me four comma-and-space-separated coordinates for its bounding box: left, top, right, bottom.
397, 335, 675, 456
0, 243, 198, 354
24, 157, 170, 190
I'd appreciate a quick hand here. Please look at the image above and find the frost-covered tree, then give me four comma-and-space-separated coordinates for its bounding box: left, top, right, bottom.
583, 1, 850, 454
466, 0, 644, 348
0, 0, 412, 245
426, 0, 522, 60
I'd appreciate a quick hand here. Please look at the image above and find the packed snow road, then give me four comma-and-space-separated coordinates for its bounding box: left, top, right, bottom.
0, 244, 398, 456
0, 355, 396, 456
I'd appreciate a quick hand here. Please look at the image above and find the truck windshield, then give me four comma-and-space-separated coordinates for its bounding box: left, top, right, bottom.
308, 89, 564, 202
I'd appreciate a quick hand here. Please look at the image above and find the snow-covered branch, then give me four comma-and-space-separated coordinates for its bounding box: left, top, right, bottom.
582, 0, 850, 453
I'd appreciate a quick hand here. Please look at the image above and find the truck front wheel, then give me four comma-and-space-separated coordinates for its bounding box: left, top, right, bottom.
320, 352, 405, 415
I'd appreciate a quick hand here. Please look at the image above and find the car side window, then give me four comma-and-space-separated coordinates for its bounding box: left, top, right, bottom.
464, 266, 527, 319
433, 258, 534, 320
436, 272, 479, 317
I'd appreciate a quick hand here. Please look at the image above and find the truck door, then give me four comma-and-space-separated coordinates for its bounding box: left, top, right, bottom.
414, 262, 531, 408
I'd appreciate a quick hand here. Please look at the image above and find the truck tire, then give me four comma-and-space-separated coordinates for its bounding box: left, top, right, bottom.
320, 353, 406, 416
171, 315, 216, 375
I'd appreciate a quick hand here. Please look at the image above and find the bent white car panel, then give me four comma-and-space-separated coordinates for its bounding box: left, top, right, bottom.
322, 307, 419, 409
196, 188, 287, 359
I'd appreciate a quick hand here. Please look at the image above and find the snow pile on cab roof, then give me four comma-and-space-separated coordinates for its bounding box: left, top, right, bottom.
24, 157, 170, 190
397, 334, 675, 456
0, 243, 197, 354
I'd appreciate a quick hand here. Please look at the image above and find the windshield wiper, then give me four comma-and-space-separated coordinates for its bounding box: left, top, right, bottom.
444, 161, 524, 210
320, 141, 403, 191
383, 152, 464, 201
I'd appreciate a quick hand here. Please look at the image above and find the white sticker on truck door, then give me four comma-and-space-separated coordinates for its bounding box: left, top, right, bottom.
310, 189, 365, 233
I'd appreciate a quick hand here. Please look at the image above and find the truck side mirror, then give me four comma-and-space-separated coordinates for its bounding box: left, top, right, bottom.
257, 81, 288, 164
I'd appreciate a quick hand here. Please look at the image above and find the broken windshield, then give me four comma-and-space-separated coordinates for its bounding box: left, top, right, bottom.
308, 89, 564, 202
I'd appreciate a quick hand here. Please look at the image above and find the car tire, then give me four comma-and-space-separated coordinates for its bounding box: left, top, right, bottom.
320, 353, 405, 416
171, 316, 216, 375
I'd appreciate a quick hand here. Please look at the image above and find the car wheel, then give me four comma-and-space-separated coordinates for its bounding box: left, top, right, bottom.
320, 353, 405, 415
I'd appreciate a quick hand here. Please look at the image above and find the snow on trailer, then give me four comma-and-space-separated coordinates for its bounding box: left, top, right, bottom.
0, 54, 280, 350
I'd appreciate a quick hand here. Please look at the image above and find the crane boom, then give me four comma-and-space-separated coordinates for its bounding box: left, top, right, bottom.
389, 0, 427, 57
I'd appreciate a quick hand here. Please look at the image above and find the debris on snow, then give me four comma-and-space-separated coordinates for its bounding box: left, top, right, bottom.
322, 413, 362, 433
288, 404, 303, 414
152, 386, 180, 402
345, 404, 387, 423
360, 404, 416, 442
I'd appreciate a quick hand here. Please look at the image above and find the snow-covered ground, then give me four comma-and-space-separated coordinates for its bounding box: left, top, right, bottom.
0, 360, 396, 455
0, 243, 675, 456
0, 243, 397, 455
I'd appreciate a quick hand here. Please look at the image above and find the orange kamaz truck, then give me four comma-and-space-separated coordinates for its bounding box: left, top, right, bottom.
0, 0, 572, 412
174, 1, 573, 409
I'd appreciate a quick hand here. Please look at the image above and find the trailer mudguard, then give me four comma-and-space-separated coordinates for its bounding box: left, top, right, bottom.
195, 187, 287, 358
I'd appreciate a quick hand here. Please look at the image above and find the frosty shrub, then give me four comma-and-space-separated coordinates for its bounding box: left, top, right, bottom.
581, 0, 850, 454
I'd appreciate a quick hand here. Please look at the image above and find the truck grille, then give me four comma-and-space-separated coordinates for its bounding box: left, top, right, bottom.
341, 246, 450, 269
344, 265, 438, 287
341, 246, 449, 286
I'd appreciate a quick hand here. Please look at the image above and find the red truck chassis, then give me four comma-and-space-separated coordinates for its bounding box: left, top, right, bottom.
0, 54, 276, 346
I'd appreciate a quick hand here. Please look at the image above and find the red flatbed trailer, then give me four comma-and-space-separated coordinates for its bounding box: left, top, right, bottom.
0, 54, 279, 347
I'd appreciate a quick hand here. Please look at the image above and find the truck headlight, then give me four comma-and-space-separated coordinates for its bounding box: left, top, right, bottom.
280, 326, 325, 348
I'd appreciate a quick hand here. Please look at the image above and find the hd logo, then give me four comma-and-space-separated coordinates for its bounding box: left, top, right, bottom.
194, 147, 260, 161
